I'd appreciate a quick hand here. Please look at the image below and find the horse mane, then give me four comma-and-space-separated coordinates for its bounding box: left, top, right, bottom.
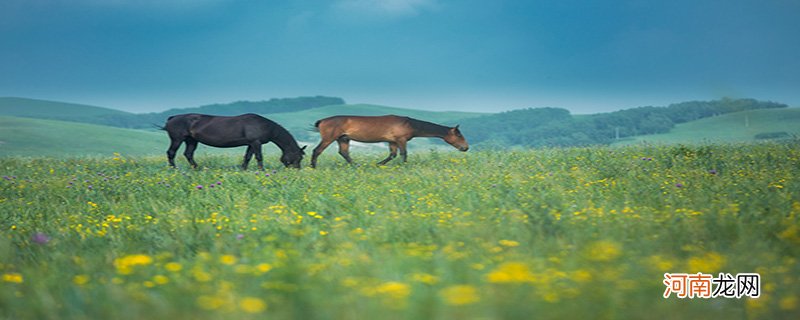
406, 117, 450, 136
271, 121, 303, 152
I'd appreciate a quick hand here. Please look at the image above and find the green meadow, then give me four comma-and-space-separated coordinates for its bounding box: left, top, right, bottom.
1, 143, 798, 319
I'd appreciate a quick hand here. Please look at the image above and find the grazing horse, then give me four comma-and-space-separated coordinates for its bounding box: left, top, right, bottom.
310, 115, 468, 168
162, 113, 306, 169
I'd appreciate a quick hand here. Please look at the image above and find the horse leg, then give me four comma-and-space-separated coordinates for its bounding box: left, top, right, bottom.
398, 139, 409, 163
242, 145, 254, 170
337, 136, 354, 164
253, 143, 264, 170
310, 139, 334, 168
377, 142, 398, 165
166, 139, 182, 167
183, 138, 199, 168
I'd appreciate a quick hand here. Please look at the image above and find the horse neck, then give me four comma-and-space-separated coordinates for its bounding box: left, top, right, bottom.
271, 127, 301, 153
409, 118, 450, 138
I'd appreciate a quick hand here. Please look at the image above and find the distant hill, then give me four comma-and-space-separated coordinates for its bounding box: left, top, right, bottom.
0, 97, 135, 126
459, 98, 789, 148
135, 96, 346, 128
614, 108, 800, 145
0, 96, 346, 128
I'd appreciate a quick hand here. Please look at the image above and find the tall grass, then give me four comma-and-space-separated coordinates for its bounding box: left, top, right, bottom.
1, 143, 798, 319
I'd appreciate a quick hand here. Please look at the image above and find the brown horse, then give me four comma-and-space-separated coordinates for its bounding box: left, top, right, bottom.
162, 113, 306, 169
310, 115, 468, 168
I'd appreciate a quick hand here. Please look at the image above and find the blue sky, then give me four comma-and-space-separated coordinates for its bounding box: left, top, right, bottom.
1, 0, 798, 114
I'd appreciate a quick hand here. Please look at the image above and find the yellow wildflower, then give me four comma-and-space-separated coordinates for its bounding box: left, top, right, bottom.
646, 255, 675, 272
153, 275, 169, 285
165, 262, 183, 272
220, 255, 237, 265
239, 297, 267, 313
114, 254, 153, 275
486, 262, 535, 283
73, 274, 90, 285
586, 240, 621, 262
2, 273, 23, 283
686, 252, 726, 273
256, 263, 273, 274
499, 240, 520, 247
440, 285, 480, 305
193, 269, 212, 282
410, 273, 439, 285
572, 269, 593, 283
375, 281, 411, 300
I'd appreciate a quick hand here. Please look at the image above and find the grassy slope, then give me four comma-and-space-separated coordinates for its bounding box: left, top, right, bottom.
614, 108, 800, 145
0, 97, 131, 118
0, 116, 167, 157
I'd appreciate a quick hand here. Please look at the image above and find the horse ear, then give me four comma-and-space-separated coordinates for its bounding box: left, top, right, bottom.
301, 145, 307, 151
454, 125, 460, 130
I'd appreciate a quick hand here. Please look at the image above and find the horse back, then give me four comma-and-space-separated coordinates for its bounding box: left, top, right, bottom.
315, 115, 413, 142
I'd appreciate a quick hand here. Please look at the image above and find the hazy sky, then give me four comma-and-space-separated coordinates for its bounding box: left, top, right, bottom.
1, 0, 799, 114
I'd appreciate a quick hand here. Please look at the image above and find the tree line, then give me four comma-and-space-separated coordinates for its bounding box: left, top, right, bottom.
459, 98, 788, 148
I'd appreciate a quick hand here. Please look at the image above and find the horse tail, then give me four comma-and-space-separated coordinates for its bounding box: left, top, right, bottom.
155, 115, 179, 130
309, 119, 322, 132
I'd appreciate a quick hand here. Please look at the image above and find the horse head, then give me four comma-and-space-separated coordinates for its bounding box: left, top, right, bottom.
281, 145, 307, 168
443, 125, 469, 152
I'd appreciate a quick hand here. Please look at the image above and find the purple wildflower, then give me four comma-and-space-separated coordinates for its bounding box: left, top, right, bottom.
196, 185, 204, 190
32, 232, 50, 244
708, 169, 717, 175
675, 183, 684, 188
87, 185, 93, 190
216, 181, 222, 186
236, 234, 245, 240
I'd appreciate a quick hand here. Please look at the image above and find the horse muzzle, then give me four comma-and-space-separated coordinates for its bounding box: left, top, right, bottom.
459, 146, 469, 152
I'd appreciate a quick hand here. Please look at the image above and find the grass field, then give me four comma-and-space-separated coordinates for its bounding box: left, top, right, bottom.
1, 142, 798, 319
0, 116, 167, 157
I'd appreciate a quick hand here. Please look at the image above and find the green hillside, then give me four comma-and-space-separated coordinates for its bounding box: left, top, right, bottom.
0, 116, 167, 157
614, 108, 800, 145
0, 97, 133, 123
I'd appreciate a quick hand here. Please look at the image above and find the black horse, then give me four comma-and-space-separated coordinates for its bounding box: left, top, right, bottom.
162, 113, 306, 169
